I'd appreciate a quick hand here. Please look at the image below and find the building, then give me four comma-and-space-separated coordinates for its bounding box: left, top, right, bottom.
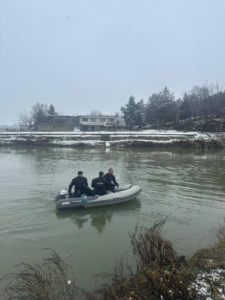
37, 115, 80, 131
79, 115, 119, 131
35, 114, 126, 132
19, 124, 30, 131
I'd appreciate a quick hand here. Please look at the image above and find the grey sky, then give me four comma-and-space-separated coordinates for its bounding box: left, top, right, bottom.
0, 0, 225, 123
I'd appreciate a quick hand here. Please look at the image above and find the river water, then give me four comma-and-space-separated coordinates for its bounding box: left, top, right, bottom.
0, 147, 225, 292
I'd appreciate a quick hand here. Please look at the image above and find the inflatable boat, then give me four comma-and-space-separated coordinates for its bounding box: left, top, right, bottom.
55, 184, 141, 211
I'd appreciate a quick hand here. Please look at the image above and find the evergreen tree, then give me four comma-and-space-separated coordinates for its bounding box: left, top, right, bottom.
31, 103, 49, 126
157, 87, 176, 124
145, 93, 160, 126
145, 87, 177, 126
135, 99, 145, 126
121, 96, 137, 130
179, 93, 192, 121
48, 104, 57, 115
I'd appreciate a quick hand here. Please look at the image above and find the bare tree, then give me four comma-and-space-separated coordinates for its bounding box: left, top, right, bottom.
90, 110, 103, 116
19, 110, 32, 126
205, 79, 225, 96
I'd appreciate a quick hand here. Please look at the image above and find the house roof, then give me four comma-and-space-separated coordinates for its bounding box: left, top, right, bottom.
46, 114, 79, 118
80, 115, 116, 118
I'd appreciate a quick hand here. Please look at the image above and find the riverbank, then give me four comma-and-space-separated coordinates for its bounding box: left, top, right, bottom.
1, 220, 225, 299
0, 130, 223, 149
92, 220, 225, 300
189, 230, 225, 299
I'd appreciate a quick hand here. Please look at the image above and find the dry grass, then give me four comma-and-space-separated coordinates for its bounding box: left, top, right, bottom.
190, 219, 225, 272
0, 249, 93, 300
93, 219, 198, 299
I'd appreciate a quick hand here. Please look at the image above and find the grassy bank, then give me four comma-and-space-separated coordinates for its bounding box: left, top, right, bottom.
1, 220, 225, 299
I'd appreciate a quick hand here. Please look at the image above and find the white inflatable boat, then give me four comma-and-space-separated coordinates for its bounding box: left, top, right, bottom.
55, 184, 142, 211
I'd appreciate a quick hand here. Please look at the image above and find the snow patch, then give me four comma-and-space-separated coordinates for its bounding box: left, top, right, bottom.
189, 269, 225, 299
50, 140, 99, 146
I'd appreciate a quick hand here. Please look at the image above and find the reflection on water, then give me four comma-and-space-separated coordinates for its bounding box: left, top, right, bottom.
0, 146, 225, 292
55, 199, 141, 233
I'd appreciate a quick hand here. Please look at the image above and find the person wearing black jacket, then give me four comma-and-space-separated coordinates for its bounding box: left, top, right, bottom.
104, 168, 119, 192
68, 171, 91, 197
92, 171, 107, 196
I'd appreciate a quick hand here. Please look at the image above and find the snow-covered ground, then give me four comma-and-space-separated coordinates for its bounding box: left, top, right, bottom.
0, 130, 197, 136
189, 269, 225, 299
0, 130, 220, 148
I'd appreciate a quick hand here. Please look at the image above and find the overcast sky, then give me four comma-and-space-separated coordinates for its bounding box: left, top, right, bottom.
0, 0, 225, 123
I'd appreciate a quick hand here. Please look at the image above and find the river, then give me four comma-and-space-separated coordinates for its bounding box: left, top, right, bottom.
0, 147, 225, 292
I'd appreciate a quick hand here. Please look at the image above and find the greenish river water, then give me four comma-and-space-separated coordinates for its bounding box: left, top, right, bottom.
0, 147, 225, 292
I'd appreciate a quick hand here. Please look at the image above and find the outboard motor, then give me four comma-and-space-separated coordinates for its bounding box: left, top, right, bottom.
55, 189, 68, 201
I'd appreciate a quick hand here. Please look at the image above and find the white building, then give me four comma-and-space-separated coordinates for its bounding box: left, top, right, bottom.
79, 115, 125, 131
19, 124, 30, 131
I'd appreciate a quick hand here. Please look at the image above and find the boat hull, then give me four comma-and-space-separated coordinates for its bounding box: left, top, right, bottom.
56, 185, 141, 211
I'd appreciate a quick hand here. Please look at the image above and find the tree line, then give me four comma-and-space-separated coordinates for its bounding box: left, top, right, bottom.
121, 82, 225, 129
19, 81, 225, 131
19, 104, 58, 128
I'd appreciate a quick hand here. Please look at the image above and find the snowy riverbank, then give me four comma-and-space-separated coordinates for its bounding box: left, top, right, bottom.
0, 130, 223, 149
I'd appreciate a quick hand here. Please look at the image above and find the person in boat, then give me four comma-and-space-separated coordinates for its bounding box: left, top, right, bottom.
104, 168, 119, 192
92, 171, 107, 196
68, 171, 91, 197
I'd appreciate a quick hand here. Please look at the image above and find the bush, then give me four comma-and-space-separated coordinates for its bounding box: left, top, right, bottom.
93, 219, 198, 299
